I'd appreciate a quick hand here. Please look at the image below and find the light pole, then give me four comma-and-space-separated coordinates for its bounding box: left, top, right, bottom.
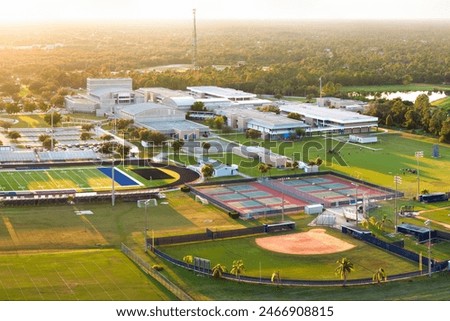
424, 219, 432, 277
394, 175, 402, 232
415, 151, 423, 200
351, 183, 359, 226
111, 154, 115, 207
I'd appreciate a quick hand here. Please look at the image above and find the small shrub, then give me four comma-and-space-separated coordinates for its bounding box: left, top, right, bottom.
180, 186, 190, 193
152, 265, 164, 271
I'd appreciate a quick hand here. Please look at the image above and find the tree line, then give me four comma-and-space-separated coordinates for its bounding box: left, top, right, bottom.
0, 21, 449, 102
366, 94, 450, 143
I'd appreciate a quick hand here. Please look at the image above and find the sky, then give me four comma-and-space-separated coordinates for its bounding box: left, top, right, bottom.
0, 0, 449, 23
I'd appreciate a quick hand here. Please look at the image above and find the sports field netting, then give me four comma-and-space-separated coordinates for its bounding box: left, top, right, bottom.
227, 184, 257, 192
215, 193, 247, 201
296, 185, 325, 192
241, 190, 271, 198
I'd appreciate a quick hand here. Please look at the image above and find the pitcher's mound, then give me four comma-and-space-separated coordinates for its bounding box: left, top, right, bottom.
255, 228, 355, 255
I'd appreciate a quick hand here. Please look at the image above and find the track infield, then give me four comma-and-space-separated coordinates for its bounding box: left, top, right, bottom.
255, 228, 355, 255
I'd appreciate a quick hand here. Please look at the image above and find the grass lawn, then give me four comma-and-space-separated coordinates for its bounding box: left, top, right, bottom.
0, 249, 176, 300
0, 199, 197, 250
159, 228, 418, 281
155, 261, 450, 300
10, 114, 48, 128
219, 131, 450, 198
433, 96, 450, 110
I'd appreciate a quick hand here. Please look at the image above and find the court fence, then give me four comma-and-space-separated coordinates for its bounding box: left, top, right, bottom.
342, 227, 449, 273
189, 171, 402, 218
150, 240, 436, 288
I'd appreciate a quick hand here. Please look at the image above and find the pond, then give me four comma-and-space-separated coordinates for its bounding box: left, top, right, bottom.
366, 91, 446, 103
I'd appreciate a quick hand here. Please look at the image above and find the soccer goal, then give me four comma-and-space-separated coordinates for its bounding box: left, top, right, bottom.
137, 198, 157, 208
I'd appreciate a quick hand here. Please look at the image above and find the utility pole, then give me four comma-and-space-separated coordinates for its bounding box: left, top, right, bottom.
415, 151, 423, 200
394, 175, 402, 232
192, 8, 198, 69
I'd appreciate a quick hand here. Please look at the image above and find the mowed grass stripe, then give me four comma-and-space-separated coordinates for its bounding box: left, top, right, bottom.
0, 250, 175, 300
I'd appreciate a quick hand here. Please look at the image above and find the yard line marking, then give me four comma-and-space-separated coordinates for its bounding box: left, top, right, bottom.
79, 262, 114, 300
79, 215, 108, 244
7, 265, 26, 299
2, 216, 20, 245
34, 263, 62, 300
92, 260, 129, 299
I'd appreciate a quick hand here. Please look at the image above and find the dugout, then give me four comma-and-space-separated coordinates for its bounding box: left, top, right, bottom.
397, 223, 436, 242
264, 221, 296, 233
341, 225, 372, 238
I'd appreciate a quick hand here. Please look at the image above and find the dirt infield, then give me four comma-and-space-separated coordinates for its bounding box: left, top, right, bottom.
255, 229, 355, 255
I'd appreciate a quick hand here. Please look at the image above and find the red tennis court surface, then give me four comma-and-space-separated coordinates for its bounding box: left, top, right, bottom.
192, 173, 396, 218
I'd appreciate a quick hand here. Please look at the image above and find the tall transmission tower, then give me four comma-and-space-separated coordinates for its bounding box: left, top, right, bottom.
192, 8, 198, 69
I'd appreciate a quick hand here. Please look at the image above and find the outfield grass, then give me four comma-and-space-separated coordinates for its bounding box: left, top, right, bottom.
0, 249, 176, 300
160, 228, 418, 281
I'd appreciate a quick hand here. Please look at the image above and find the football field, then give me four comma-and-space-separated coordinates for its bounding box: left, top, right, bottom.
0, 167, 141, 192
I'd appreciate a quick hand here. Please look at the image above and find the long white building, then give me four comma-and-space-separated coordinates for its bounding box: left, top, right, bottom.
279, 103, 378, 135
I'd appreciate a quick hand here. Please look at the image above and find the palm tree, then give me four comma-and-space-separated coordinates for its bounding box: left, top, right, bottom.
172, 139, 184, 157
230, 259, 245, 281
258, 163, 270, 178
335, 257, 354, 286
201, 164, 214, 180
201, 141, 211, 156
211, 263, 227, 279
372, 268, 387, 284
271, 271, 281, 286
183, 255, 194, 270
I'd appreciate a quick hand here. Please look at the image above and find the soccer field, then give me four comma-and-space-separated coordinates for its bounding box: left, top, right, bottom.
0, 249, 175, 300
0, 167, 141, 192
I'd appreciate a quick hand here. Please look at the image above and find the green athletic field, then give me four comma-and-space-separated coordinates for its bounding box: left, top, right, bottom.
0, 249, 176, 300
0, 167, 140, 192
159, 228, 418, 281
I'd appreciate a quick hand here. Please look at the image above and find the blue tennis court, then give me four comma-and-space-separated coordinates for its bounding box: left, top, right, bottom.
303, 177, 331, 184
228, 184, 257, 192
242, 190, 271, 198
321, 183, 348, 189
216, 193, 247, 201
297, 185, 325, 192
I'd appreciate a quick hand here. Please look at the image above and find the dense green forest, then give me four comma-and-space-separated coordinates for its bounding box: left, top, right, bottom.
0, 20, 449, 100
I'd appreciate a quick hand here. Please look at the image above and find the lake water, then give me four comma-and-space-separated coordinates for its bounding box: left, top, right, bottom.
366, 91, 447, 103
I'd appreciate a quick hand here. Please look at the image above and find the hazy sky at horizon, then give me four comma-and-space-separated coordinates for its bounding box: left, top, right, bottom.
0, 0, 449, 23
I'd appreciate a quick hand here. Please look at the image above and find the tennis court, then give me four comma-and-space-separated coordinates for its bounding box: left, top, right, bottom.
192, 173, 396, 217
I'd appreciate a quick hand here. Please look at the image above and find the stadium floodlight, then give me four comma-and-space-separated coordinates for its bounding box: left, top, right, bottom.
415, 151, 423, 200
351, 182, 359, 226
394, 175, 402, 232
424, 219, 432, 277
137, 199, 158, 252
